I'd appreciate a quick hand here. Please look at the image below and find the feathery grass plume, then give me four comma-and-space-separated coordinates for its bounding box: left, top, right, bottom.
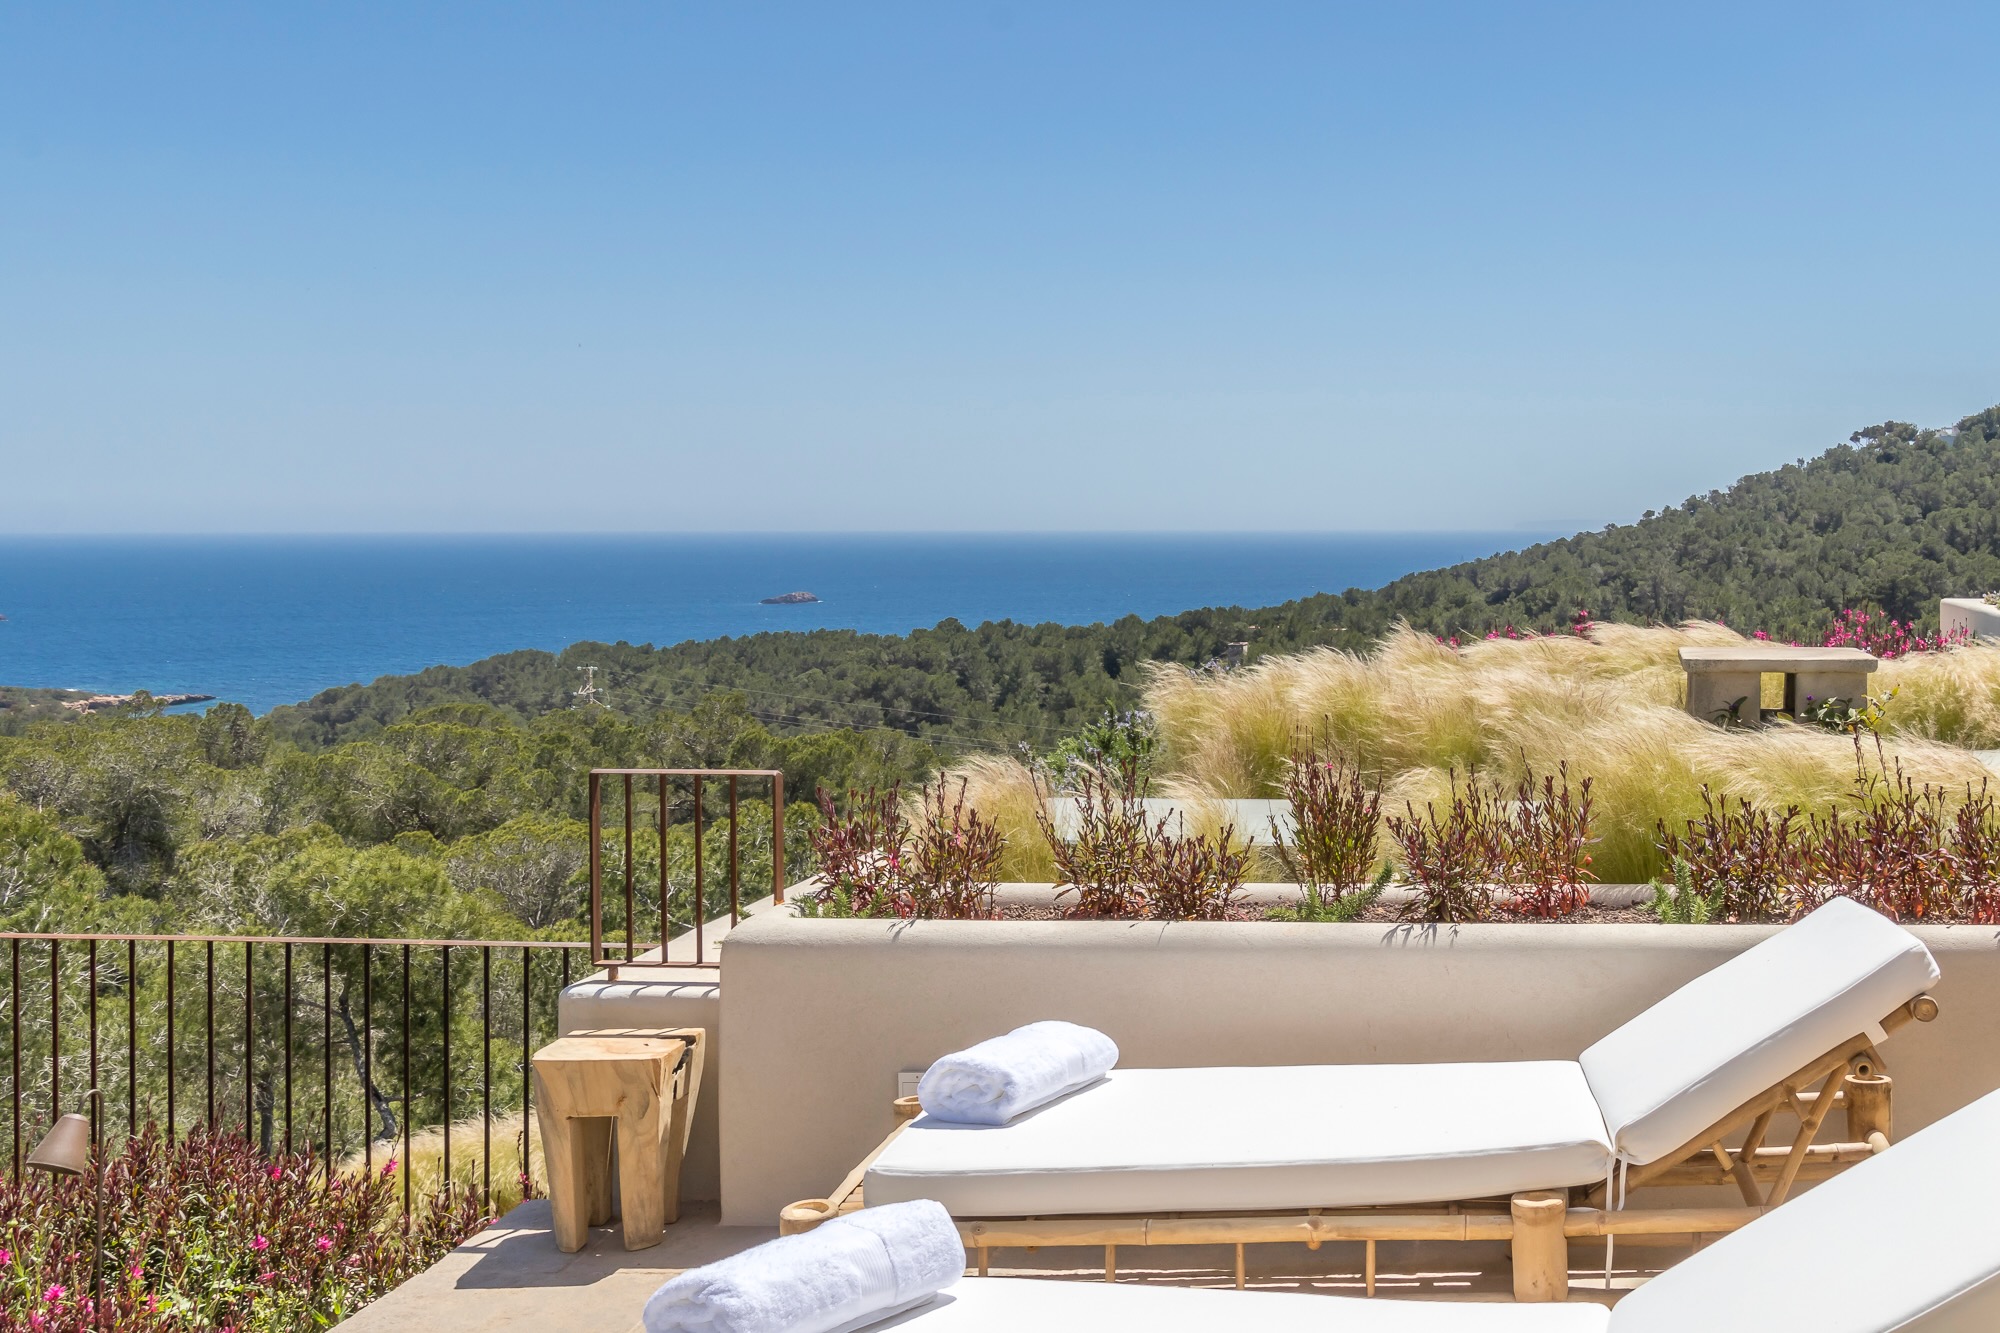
1145, 658, 1298, 798
1142, 620, 2000, 886
1878, 642, 2000, 747
946, 754, 1056, 882
339, 1110, 543, 1217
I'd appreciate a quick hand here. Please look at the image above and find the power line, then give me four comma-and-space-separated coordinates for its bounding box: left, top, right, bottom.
594, 677, 1023, 757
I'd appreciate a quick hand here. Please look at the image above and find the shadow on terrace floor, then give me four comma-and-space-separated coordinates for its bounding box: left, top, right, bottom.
341, 1200, 1674, 1333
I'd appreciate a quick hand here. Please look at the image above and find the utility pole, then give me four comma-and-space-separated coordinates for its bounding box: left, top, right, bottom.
574, 665, 602, 709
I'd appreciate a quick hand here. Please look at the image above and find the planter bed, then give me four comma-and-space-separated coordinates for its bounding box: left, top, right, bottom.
997, 900, 1662, 923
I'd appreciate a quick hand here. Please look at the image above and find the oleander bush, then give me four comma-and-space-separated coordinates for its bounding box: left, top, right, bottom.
0, 1128, 486, 1332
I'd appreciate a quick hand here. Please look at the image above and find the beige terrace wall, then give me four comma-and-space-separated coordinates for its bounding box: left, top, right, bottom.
716, 914, 2000, 1225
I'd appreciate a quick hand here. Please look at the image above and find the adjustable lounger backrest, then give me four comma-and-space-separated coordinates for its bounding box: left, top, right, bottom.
1609, 1086, 2000, 1332
1579, 897, 1937, 1165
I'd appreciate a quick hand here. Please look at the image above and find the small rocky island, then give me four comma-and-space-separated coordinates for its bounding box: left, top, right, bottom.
760, 591, 821, 605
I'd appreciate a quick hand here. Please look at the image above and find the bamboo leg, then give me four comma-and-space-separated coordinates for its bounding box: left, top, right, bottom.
1730, 1107, 1777, 1204
1511, 1191, 1569, 1303
1234, 1243, 1245, 1290
1365, 1238, 1376, 1296
1846, 1071, 1892, 1143
1769, 1069, 1844, 1206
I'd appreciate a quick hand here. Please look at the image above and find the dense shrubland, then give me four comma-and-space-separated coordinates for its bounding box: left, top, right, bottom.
0, 694, 931, 939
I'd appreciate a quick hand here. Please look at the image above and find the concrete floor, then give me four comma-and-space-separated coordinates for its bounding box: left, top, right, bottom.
343, 1201, 1674, 1332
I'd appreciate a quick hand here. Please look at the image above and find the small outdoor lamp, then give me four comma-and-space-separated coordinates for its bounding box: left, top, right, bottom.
28, 1088, 105, 1328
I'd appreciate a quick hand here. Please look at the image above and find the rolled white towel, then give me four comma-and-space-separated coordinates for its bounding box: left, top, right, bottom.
916, 1020, 1119, 1125
642, 1199, 965, 1333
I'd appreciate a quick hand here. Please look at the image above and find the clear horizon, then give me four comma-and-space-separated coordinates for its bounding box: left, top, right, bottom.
5, 4, 1998, 535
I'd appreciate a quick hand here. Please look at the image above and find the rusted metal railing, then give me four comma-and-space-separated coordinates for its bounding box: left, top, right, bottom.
1, 933, 591, 1216
587, 768, 785, 977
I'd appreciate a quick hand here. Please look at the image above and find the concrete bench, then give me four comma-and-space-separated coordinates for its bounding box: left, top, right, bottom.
1678, 646, 1877, 724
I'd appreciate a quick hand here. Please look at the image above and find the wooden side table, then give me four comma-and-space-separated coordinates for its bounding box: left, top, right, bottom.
531, 1027, 705, 1252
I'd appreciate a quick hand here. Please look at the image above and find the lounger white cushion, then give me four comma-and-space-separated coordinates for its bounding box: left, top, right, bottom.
866, 1062, 1612, 1215
1580, 897, 1939, 1164
876, 1089, 2000, 1332
1610, 1085, 2000, 1333
870, 1278, 1610, 1331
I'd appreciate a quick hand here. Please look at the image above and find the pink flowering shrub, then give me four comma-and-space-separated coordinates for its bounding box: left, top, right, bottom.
0, 1129, 486, 1331
1819, 608, 1970, 659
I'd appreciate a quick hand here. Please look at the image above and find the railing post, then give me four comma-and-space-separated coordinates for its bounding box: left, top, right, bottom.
693, 775, 705, 964
588, 772, 603, 974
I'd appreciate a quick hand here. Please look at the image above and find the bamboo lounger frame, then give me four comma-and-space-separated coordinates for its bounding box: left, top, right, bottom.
779, 995, 1938, 1303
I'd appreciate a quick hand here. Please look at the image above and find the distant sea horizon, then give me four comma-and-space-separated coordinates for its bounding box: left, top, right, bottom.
0, 533, 1557, 715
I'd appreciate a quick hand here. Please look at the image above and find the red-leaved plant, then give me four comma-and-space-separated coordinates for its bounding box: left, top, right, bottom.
1386, 772, 1507, 923
1034, 760, 1154, 917
0, 1128, 487, 1332
1035, 759, 1252, 920
1657, 789, 1806, 921
1267, 734, 1382, 895
801, 776, 1004, 919
1504, 763, 1595, 917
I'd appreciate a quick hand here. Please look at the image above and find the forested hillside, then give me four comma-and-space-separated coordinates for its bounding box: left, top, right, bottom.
266, 405, 2000, 755
0, 696, 914, 938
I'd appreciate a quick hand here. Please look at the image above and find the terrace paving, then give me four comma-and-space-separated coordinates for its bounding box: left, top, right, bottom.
344, 1200, 1666, 1333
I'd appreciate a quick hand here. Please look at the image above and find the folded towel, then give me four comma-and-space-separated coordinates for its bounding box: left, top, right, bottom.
916, 1020, 1119, 1125
642, 1199, 964, 1333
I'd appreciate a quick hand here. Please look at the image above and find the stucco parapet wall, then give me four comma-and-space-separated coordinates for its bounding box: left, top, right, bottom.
716, 911, 1999, 1225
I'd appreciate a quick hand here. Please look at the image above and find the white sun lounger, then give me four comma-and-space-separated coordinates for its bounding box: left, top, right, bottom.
863, 1081, 2000, 1332
787, 898, 1940, 1301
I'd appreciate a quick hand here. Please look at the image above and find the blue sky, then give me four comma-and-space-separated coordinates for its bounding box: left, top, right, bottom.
4, 4, 1997, 534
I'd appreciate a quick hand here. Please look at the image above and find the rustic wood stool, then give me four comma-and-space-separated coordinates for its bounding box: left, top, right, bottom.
531, 1027, 705, 1253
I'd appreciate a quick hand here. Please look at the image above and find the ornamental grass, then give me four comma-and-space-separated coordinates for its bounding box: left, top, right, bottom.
1129, 622, 1995, 885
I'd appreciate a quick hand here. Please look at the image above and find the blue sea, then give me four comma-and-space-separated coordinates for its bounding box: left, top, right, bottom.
0, 534, 1550, 714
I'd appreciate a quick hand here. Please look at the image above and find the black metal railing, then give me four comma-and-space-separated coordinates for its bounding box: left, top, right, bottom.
587, 768, 786, 976
2, 933, 591, 1215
